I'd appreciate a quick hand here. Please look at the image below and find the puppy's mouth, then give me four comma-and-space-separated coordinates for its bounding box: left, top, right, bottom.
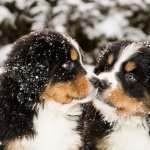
40, 92, 89, 104
67, 94, 87, 101
96, 91, 115, 108
73, 88, 98, 104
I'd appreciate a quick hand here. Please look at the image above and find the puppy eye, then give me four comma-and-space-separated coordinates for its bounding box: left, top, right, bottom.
125, 73, 137, 83
62, 61, 74, 71
104, 64, 111, 71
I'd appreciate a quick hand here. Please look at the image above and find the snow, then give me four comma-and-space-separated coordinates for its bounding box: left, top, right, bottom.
0, 44, 12, 72
0, 0, 150, 65
145, 0, 150, 4
0, 0, 149, 41
85, 10, 128, 39
62, 0, 83, 6
0, 6, 15, 24
15, 0, 27, 10
51, 1, 70, 32
0, 44, 12, 62
117, 0, 148, 9
48, 0, 150, 44
99, 12, 127, 38
0, 0, 149, 148
30, 0, 50, 30
85, 64, 94, 73
124, 27, 147, 40
97, 0, 116, 7
94, 0, 150, 9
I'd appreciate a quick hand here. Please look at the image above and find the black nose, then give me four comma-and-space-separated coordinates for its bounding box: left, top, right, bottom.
99, 80, 109, 90
90, 77, 109, 91
90, 77, 101, 88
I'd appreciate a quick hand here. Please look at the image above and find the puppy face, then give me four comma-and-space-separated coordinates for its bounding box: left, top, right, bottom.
6, 29, 94, 105
94, 41, 150, 117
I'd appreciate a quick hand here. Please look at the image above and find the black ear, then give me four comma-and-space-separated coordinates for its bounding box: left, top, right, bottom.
3, 34, 54, 107
94, 66, 99, 75
8, 40, 50, 92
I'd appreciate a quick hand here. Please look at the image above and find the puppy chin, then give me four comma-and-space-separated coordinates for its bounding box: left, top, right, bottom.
96, 88, 112, 103
95, 86, 118, 110
93, 97, 118, 123
73, 88, 98, 104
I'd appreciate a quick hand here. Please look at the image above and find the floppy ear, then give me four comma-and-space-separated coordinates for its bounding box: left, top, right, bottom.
4, 36, 53, 106
0, 34, 54, 141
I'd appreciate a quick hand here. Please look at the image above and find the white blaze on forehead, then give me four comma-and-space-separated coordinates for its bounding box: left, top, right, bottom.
98, 43, 141, 89
113, 42, 140, 73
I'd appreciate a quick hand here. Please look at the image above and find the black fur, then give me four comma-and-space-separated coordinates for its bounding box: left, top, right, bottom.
94, 40, 132, 75
80, 103, 111, 150
95, 40, 150, 100
0, 29, 86, 148
82, 40, 150, 150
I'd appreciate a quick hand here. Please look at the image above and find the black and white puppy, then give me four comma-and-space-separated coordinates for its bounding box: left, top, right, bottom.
0, 29, 98, 150
82, 40, 150, 150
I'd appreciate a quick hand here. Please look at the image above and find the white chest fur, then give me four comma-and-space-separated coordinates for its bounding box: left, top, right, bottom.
94, 99, 150, 150
20, 101, 83, 150
104, 119, 150, 150
97, 117, 150, 150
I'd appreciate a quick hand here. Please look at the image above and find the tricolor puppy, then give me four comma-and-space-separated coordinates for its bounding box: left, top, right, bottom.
92, 40, 150, 150
0, 29, 98, 150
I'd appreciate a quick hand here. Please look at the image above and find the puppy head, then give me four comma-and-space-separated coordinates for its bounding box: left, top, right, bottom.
94, 41, 150, 117
5, 29, 95, 105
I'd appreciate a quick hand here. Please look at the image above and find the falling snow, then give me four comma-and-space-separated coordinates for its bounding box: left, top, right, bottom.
0, 0, 149, 148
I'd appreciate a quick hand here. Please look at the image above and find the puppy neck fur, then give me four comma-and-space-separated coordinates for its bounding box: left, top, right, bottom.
94, 98, 150, 150
17, 100, 83, 150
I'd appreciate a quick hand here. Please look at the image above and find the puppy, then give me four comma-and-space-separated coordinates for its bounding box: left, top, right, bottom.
0, 29, 98, 150
81, 40, 150, 150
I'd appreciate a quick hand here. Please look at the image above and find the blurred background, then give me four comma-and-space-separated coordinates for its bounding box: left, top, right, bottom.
0, 0, 150, 65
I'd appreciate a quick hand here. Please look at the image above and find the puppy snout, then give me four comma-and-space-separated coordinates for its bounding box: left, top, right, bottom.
90, 77, 109, 91
90, 77, 101, 89
99, 80, 109, 91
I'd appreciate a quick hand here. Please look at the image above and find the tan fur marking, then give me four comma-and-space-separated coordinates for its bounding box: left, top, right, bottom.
107, 54, 114, 65
70, 49, 78, 61
144, 92, 150, 108
105, 88, 149, 116
125, 61, 136, 72
40, 74, 89, 104
6, 140, 25, 150
96, 137, 109, 150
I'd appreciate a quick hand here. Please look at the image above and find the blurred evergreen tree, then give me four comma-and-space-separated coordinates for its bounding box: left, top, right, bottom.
0, 0, 149, 64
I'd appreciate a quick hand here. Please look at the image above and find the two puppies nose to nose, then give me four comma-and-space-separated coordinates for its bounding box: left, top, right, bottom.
90, 77, 109, 91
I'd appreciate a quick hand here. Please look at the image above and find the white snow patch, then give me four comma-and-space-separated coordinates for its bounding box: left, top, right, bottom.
117, 0, 148, 9
0, 44, 12, 65
85, 64, 94, 73
0, 6, 15, 24
31, 0, 50, 30
85, 10, 128, 39
0, 44, 12, 74
15, 0, 27, 10
63, 0, 83, 6
97, 0, 116, 7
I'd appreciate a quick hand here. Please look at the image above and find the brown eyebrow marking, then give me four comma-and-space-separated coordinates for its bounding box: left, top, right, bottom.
125, 61, 136, 72
70, 49, 78, 61
107, 54, 114, 65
